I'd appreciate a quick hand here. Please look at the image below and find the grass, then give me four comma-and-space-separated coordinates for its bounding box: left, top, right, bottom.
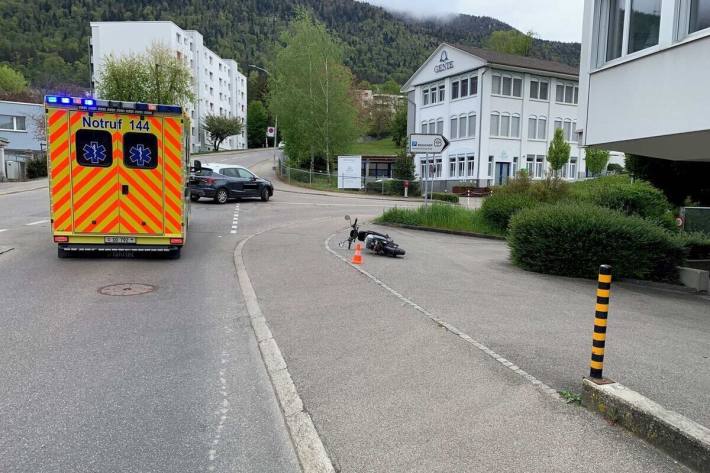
348, 137, 400, 156
376, 203, 504, 236
558, 390, 582, 405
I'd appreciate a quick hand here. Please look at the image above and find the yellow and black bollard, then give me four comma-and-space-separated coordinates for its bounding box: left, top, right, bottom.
590, 265, 612, 379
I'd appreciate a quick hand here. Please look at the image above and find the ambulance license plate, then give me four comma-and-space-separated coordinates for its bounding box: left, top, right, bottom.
105, 237, 136, 244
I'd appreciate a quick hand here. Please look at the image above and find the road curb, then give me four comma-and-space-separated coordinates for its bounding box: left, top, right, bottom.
376, 222, 506, 240
582, 378, 710, 472
0, 185, 48, 196
235, 230, 336, 473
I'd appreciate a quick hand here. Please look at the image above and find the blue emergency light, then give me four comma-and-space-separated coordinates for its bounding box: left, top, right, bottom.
60, 97, 71, 104
46, 96, 58, 103
44, 95, 182, 114
82, 99, 95, 107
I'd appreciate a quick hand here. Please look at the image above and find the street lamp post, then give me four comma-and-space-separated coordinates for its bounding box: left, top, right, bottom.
248, 65, 278, 168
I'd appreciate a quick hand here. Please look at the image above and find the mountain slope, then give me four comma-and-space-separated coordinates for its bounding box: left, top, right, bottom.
0, 0, 581, 89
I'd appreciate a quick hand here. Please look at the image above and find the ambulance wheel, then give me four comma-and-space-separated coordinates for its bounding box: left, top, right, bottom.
214, 188, 229, 204
57, 247, 69, 258
167, 247, 181, 259
190, 194, 201, 202
260, 187, 270, 202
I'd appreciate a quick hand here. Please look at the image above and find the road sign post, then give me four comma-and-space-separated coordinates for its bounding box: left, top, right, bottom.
409, 134, 449, 207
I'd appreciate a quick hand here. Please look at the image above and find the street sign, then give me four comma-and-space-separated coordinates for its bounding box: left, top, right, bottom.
266, 127, 275, 137
409, 134, 449, 154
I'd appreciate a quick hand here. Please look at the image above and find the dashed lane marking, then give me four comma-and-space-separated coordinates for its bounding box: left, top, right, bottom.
0, 229, 7, 233
230, 204, 240, 235
324, 232, 562, 401
26, 219, 50, 226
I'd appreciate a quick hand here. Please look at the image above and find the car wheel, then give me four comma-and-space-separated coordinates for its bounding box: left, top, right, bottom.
214, 188, 229, 204
260, 187, 270, 202
190, 194, 200, 202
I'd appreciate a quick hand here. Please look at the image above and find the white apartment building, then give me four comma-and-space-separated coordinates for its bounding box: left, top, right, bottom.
578, 0, 710, 162
90, 21, 247, 152
403, 43, 596, 188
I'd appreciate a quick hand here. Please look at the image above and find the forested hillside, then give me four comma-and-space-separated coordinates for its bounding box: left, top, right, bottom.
0, 0, 581, 89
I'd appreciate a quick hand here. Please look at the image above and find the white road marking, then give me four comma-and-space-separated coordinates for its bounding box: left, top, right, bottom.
26, 219, 49, 226
324, 232, 562, 401
235, 224, 336, 473
0, 229, 7, 233
271, 201, 416, 208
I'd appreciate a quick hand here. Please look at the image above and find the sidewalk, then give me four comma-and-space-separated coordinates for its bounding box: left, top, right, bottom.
0, 178, 48, 196
243, 217, 688, 472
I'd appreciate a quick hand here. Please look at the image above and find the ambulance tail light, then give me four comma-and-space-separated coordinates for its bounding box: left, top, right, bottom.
170, 238, 184, 245
54, 236, 69, 243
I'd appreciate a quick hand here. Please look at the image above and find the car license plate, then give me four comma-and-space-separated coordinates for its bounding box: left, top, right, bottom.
105, 236, 136, 244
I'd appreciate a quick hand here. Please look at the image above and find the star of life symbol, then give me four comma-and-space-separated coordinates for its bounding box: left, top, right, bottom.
82, 141, 107, 164
129, 144, 152, 167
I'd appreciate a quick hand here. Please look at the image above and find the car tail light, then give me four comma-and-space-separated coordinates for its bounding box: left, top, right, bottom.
54, 236, 69, 243
170, 238, 184, 245
204, 177, 216, 185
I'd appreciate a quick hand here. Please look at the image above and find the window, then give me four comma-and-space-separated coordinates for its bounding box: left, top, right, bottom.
470, 76, 478, 95
467, 155, 475, 176
452, 81, 459, 100
460, 77, 468, 97
536, 156, 545, 178
492, 75, 501, 95
500, 114, 510, 137
512, 157, 519, 175
449, 157, 457, 177
435, 158, 442, 177
423, 88, 430, 106
436, 119, 444, 135
689, 0, 710, 34
502, 76, 512, 96
450, 117, 458, 139
597, 0, 661, 65
237, 168, 255, 179
438, 84, 445, 102
487, 156, 494, 177
430, 88, 437, 104
467, 113, 476, 138
530, 80, 549, 100
563, 120, 572, 142
526, 154, 546, 178
0, 115, 26, 131
76, 129, 113, 167
555, 83, 578, 104
511, 114, 520, 138
490, 112, 500, 136
537, 117, 547, 140
528, 117, 538, 140
526, 155, 535, 175
513, 78, 522, 97
569, 157, 578, 179
458, 156, 465, 177
458, 114, 467, 138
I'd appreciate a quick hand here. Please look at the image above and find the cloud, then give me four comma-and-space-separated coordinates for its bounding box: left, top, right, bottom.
361, 0, 584, 43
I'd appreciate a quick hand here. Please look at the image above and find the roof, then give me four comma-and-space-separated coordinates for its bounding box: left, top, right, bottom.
454, 44, 579, 76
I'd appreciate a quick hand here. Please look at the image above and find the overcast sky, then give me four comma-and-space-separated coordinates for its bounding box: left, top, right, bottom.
361, 0, 584, 43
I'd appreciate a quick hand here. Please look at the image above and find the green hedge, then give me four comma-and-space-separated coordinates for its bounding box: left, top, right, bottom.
377, 204, 500, 235
480, 192, 539, 231
27, 156, 48, 179
430, 192, 459, 203
678, 232, 710, 259
571, 176, 670, 219
508, 203, 684, 281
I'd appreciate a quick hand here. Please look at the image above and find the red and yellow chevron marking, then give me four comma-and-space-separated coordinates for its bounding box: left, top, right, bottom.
162, 117, 184, 235
118, 115, 165, 235
69, 112, 120, 234
47, 108, 73, 232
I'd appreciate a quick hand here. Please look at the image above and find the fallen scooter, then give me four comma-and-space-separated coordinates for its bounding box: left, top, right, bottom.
339, 215, 406, 257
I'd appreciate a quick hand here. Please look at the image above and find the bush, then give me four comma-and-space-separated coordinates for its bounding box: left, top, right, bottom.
677, 232, 710, 260
365, 179, 420, 196
27, 156, 48, 179
508, 203, 685, 282
377, 204, 500, 235
571, 175, 670, 219
481, 192, 539, 231
430, 192, 459, 203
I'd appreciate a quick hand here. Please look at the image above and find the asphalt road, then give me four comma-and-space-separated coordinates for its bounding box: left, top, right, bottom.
0, 148, 700, 472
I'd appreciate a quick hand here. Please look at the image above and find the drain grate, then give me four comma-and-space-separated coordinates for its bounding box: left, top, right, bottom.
98, 283, 157, 296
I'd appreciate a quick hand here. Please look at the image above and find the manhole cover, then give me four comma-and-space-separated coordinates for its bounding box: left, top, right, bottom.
98, 283, 156, 296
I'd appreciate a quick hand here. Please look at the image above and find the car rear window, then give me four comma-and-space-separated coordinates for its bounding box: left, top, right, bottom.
194, 168, 213, 176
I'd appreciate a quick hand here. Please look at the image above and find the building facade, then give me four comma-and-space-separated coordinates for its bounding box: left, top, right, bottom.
578, 0, 710, 161
402, 44, 596, 189
0, 100, 45, 179
90, 21, 247, 153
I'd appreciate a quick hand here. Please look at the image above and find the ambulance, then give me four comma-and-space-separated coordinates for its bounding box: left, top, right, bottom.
45, 96, 190, 258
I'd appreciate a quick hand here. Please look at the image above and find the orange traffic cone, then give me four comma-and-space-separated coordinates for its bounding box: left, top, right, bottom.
351, 243, 363, 265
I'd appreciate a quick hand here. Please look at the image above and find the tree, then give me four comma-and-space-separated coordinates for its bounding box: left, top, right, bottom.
247, 101, 269, 149
269, 10, 360, 173
547, 128, 570, 176
0, 64, 28, 93
378, 79, 401, 95
626, 154, 710, 205
367, 98, 392, 138
585, 147, 610, 176
96, 43, 195, 106
203, 115, 244, 151
390, 102, 408, 148
486, 30, 535, 56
